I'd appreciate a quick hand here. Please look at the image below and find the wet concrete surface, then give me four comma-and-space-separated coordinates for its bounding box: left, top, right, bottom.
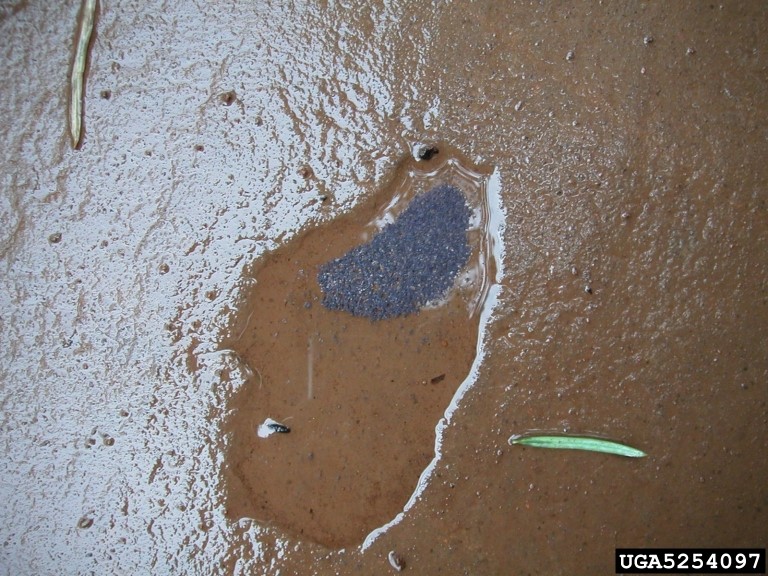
1, 1, 767, 575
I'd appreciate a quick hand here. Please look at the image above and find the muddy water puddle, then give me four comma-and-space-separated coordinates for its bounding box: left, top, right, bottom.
222, 148, 500, 547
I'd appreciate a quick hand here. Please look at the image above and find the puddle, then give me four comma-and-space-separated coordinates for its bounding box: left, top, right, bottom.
221, 146, 502, 548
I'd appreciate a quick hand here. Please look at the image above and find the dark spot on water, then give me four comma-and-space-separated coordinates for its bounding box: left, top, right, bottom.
100, 90, 111, 99
418, 146, 440, 161
267, 422, 291, 434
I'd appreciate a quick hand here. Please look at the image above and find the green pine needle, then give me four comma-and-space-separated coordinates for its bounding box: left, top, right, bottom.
509, 434, 646, 458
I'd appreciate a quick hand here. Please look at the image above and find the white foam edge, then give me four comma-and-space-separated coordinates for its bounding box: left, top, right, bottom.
360, 167, 506, 551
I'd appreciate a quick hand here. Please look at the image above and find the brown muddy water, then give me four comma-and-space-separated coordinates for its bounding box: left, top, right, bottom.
1, 2, 766, 575
222, 149, 501, 550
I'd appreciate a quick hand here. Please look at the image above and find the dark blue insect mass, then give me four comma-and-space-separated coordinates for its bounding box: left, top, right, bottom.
317, 184, 471, 320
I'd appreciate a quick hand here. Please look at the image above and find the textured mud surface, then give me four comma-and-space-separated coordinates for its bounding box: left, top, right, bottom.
1, 2, 766, 575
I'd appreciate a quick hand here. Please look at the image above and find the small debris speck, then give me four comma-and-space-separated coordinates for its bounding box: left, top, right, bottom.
299, 165, 314, 179
388, 550, 405, 572
219, 90, 237, 105
417, 146, 439, 161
